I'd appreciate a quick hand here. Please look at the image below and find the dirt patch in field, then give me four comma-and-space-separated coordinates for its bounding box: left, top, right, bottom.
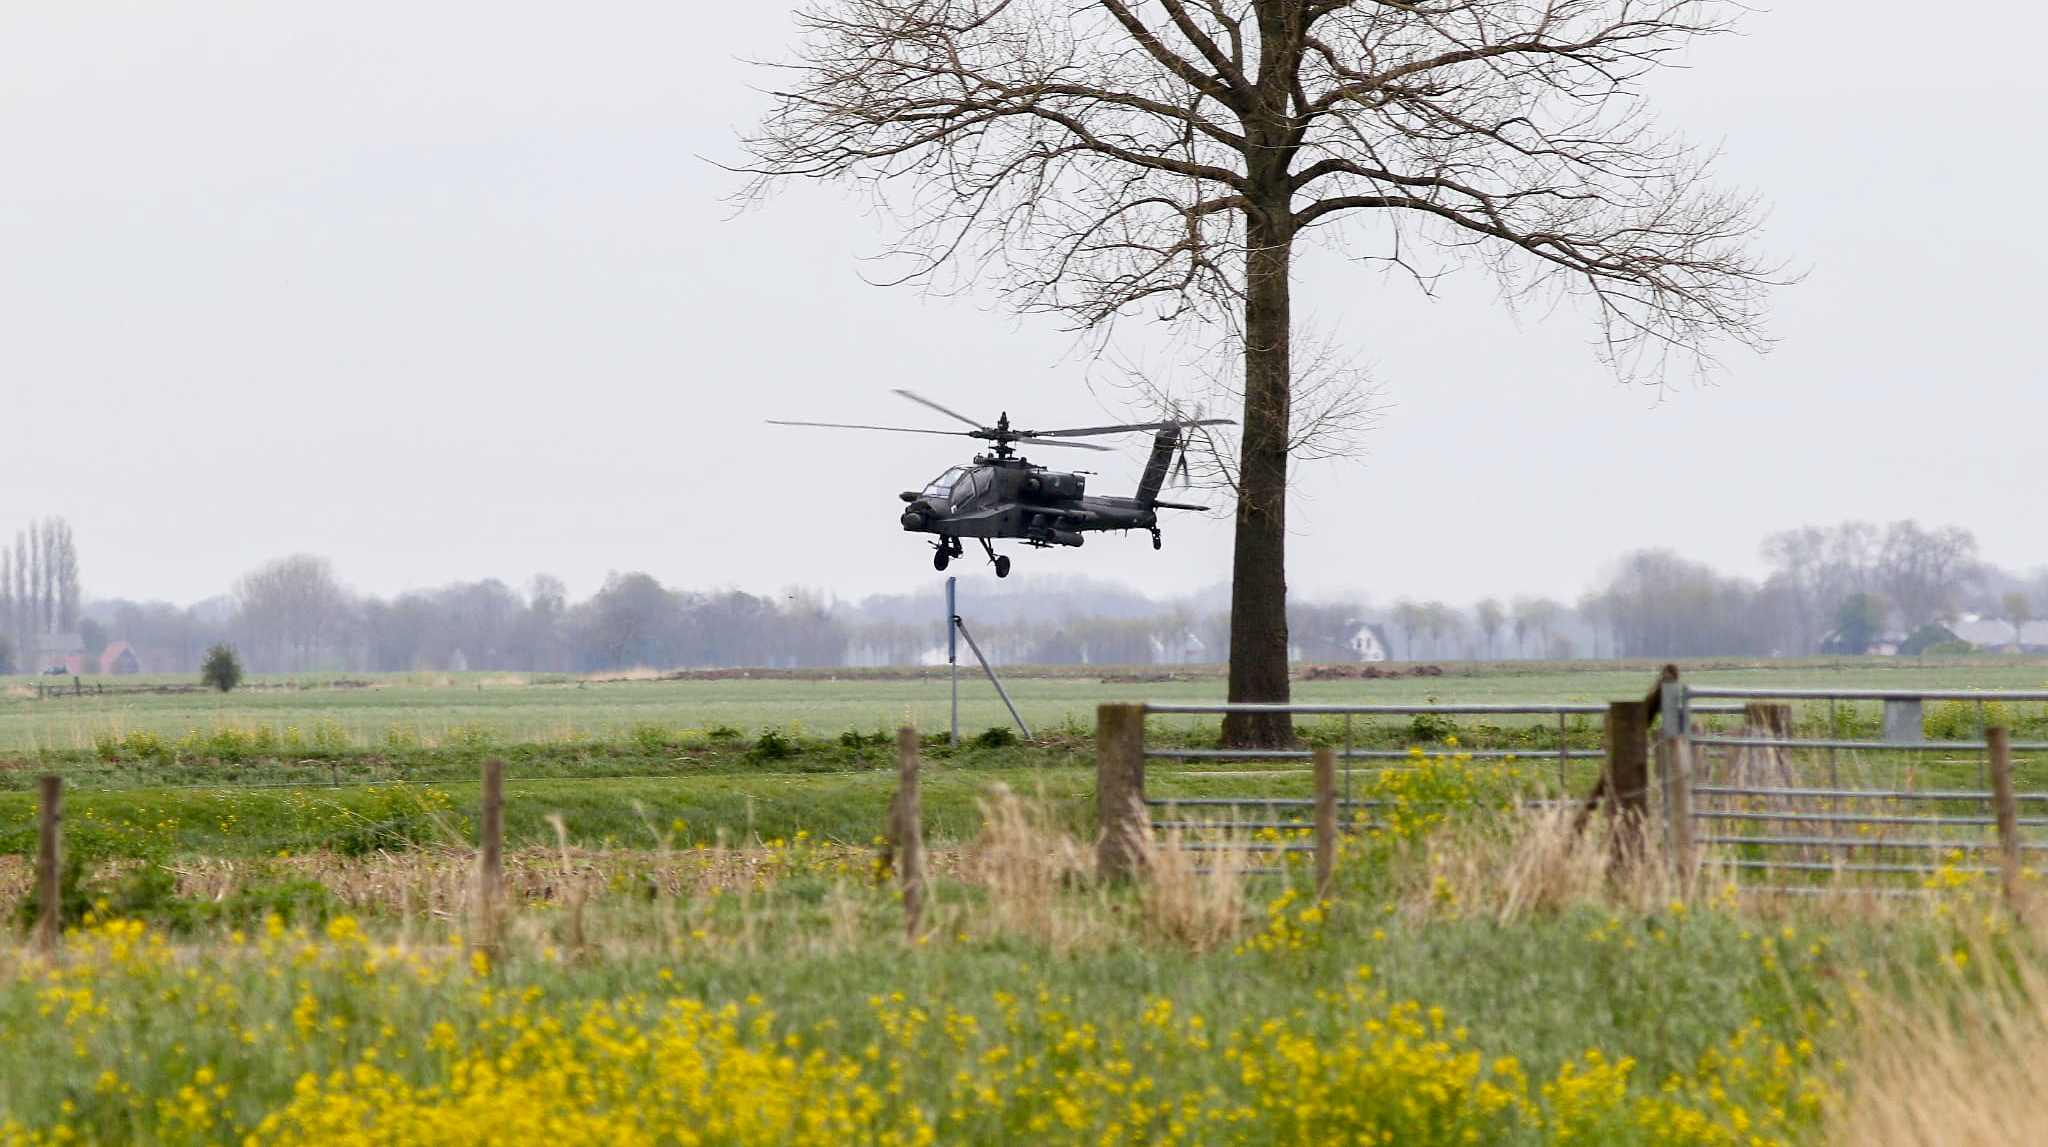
1296, 663, 1445, 681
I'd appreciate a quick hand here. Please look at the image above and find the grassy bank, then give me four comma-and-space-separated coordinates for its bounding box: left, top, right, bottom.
1, 788, 2029, 1147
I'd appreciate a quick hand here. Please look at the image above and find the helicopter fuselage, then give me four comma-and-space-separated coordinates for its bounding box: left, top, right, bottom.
767, 391, 1227, 578
898, 455, 1157, 548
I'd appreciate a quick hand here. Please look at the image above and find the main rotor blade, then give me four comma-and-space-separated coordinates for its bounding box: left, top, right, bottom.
891, 389, 984, 429
767, 419, 968, 438
1029, 417, 1236, 438
1018, 439, 1112, 452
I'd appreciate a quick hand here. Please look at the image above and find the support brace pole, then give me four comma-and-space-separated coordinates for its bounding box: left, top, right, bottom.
955, 616, 1030, 740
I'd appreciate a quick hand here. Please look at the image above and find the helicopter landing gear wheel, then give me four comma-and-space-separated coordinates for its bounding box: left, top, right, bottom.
1151, 528, 1162, 550
933, 548, 949, 571
977, 537, 1011, 578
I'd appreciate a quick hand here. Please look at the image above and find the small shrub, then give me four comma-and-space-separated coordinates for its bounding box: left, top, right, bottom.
200, 643, 243, 692
443, 722, 493, 751
14, 855, 90, 933
629, 722, 673, 753
312, 718, 352, 752
208, 728, 250, 763
972, 726, 1018, 749
1926, 699, 2018, 740
707, 723, 744, 741
751, 727, 797, 760
324, 784, 463, 856
1407, 711, 1460, 744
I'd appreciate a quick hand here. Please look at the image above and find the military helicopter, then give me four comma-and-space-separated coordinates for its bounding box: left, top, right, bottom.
771, 391, 1232, 577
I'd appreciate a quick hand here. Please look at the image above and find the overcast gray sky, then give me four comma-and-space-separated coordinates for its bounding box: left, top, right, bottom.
2, 3, 2043, 610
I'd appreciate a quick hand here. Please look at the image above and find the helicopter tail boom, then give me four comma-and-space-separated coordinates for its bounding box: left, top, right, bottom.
1135, 428, 1181, 506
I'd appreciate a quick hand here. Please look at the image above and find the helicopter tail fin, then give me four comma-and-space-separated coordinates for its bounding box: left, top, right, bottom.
1135, 427, 1182, 506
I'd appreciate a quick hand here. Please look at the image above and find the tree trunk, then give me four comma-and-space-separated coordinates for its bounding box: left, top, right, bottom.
1222, 206, 1295, 748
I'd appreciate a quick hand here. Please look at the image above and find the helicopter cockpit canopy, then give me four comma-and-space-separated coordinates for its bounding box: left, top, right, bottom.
922, 467, 969, 500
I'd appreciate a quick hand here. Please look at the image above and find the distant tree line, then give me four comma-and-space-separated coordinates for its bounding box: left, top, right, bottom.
1367, 521, 2005, 663
31, 517, 2048, 676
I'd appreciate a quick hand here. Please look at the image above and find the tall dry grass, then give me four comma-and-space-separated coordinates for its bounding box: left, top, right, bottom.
966, 783, 1099, 953
1135, 823, 1250, 951
1830, 934, 2048, 1146
1416, 804, 1710, 921
964, 785, 1253, 952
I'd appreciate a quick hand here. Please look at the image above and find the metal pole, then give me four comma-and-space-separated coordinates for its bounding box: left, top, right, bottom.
1557, 712, 1568, 790
1343, 713, 1353, 816
955, 616, 1030, 739
1314, 747, 1337, 901
947, 576, 958, 748
1668, 735, 1695, 882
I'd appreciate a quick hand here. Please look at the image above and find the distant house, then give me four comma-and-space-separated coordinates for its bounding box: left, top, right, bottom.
1819, 627, 1908, 656
31, 632, 85, 675
1952, 617, 2048, 653
1346, 624, 1390, 663
1149, 631, 1205, 666
98, 641, 142, 675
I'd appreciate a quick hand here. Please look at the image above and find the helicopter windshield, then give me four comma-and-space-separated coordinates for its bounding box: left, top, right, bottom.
922, 467, 968, 499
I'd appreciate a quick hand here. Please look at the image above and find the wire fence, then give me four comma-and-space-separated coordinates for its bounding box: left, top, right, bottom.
1134, 701, 1688, 874
1123, 683, 2048, 900
1662, 683, 2048, 897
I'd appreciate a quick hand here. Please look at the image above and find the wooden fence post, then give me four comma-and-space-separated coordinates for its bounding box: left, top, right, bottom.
895, 727, 926, 938
1313, 747, 1337, 901
1988, 726, 2027, 917
35, 776, 62, 954
1606, 701, 1650, 867
476, 758, 504, 959
1096, 703, 1147, 881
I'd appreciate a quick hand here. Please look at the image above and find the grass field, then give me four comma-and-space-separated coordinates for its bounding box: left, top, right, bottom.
1, 786, 2035, 1146
10, 657, 2048, 754
8, 658, 2048, 1144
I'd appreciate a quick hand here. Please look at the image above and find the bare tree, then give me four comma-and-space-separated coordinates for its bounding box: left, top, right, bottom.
1876, 520, 1978, 633
1390, 598, 1425, 661
1420, 600, 1460, 659
743, 0, 1778, 745
233, 555, 350, 673
2002, 591, 2032, 649
0, 518, 81, 662
0, 536, 18, 658
1473, 598, 1505, 659
1512, 596, 1561, 659
1760, 526, 1829, 655
1575, 590, 1610, 659
43, 519, 79, 636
